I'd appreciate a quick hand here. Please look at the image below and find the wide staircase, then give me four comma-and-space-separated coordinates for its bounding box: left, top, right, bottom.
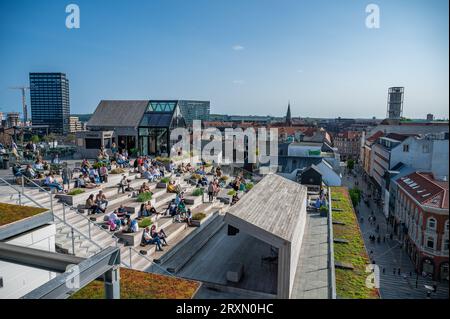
0, 167, 231, 273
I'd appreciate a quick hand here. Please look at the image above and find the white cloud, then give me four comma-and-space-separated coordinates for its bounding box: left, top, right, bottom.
232, 45, 244, 51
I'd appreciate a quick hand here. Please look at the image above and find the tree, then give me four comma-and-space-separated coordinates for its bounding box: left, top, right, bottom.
349, 187, 362, 208
31, 135, 40, 144
64, 134, 76, 144
347, 159, 355, 171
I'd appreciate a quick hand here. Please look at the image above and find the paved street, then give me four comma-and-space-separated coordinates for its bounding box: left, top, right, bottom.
342, 167, 449, 299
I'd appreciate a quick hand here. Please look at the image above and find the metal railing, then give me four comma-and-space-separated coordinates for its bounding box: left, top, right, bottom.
0, 176, 102, 256
1, 173, 182, 275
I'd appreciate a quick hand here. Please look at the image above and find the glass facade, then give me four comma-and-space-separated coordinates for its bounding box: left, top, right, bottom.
29, 73, 70, 134
138, 101, 185, 156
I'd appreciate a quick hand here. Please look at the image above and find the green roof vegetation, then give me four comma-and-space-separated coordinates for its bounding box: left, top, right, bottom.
70, 268, 200, 299
0, 203, 48, 226
330, 187, 379, 299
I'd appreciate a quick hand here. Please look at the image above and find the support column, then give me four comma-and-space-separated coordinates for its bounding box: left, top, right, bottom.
104, 266, 120, 299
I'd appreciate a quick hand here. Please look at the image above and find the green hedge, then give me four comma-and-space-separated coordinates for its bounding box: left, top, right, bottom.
137, 192, 153, 202
192, 188, 204, 197
67, 189, 85, 196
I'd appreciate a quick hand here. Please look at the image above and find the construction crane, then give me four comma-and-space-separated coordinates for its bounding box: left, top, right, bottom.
9, 86, 30, 123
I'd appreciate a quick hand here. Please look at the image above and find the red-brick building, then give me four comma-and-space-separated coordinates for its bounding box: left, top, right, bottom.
333, 130, 362, 162
394, 172, 449, 281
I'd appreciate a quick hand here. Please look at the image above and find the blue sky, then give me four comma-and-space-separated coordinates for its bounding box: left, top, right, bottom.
0, 0, 448, 118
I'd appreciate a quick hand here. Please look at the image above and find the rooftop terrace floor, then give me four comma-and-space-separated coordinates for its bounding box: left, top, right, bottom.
177, 225, 278, 296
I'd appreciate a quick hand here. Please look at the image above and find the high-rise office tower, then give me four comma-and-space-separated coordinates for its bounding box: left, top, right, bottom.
29, 72, 70, 134
386, 87, 404, 120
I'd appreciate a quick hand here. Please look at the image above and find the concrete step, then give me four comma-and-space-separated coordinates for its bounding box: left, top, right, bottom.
158, 213, 224, 273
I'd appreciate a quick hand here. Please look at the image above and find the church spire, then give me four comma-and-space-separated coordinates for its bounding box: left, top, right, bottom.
286, 101, 292, 126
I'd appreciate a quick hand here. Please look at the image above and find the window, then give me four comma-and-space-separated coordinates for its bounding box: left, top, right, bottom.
403, 144, 410, 152
423, 144, 431, 153
427, 218, 437, 230
426, 237, 435, 249
85, 138, 101, 149
444, 239, 449, 251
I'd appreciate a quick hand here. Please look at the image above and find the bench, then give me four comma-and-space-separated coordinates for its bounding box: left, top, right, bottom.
115, 230, 143, 246
226, 262, 244, 283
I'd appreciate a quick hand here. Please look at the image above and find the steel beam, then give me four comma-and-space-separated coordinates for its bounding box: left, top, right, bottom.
0, 242, 84, 273
20, 246, 121, 299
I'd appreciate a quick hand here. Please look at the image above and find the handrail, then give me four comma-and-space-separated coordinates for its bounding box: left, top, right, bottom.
0, 177, 102, 255
20, 174, 54, 212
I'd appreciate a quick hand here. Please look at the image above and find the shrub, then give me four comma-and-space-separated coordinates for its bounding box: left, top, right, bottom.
220, 175, 229, 181
245, 183, 254, 191
137, 192, 153, 202
160, 177, 170, 183
349, 188, 362, 208
192, 188, 204, 197
155, 156, 171, 164
138, 217, 153, 228
110, 168, 125, 174
227, 190, 236, 196
191, 173, 201, 180
67, 189, 85, 196
192, 212, 206, 221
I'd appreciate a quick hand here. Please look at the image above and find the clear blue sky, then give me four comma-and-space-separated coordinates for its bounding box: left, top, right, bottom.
0, 0, 448, 119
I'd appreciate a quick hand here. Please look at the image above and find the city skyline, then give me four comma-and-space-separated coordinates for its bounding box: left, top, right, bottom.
0, 0, 449, 119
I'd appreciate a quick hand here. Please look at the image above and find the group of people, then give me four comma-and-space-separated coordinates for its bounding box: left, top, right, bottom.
141, 225, 168, 251
85, 190, 109, 214
135, 156, 167, 182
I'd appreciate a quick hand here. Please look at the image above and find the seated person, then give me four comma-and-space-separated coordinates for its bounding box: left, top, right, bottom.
95, 190, 108, 211
12, 164, 24, 177
215, 166, 222, 178
231, 193, 240, 205
145, 201, 158, 216
44, 174, 63, 192
142, 169, 155, 182
117, 205, 131, 223
150, 225, 168, 246
141, 226, 163, 251
138, 203, 150, 218
34, 160, 44, 171
166, 180, 180, 193
85, 194, 102, 214
139, 182, 151, 194
123, 218, 139, 233
197, 176, 208, 187
168, 161, 176, 173
89, 167, 100, 184
195, 165, 206, 176
108, 211, 122, 231
23, 165, 37, 179
82, 173, 98, 189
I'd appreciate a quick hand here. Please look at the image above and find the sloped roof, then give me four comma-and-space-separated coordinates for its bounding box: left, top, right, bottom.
225, 174, 307, 243
87, 100, 149, 128
397, 172, 449, 209
367, 130, 384, 143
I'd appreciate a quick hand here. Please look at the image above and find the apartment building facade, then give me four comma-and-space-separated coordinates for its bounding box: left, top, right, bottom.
393, 172, 449, 281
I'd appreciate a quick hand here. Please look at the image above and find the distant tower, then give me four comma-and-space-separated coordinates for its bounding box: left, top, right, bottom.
426, 113, 434, 121
386, 87, 404, 119
286, 101, 292, 126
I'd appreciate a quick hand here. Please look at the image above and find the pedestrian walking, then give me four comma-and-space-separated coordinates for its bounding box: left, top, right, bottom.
398, 268, 401, 275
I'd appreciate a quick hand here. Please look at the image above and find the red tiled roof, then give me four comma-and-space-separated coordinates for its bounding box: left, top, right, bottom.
367, 130, 384, 143
397, 172, 449, 209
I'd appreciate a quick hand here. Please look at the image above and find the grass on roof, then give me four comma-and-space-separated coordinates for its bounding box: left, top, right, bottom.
330, 187, 379, 299
70, 268, 200, 299
0, 203, 48, 227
